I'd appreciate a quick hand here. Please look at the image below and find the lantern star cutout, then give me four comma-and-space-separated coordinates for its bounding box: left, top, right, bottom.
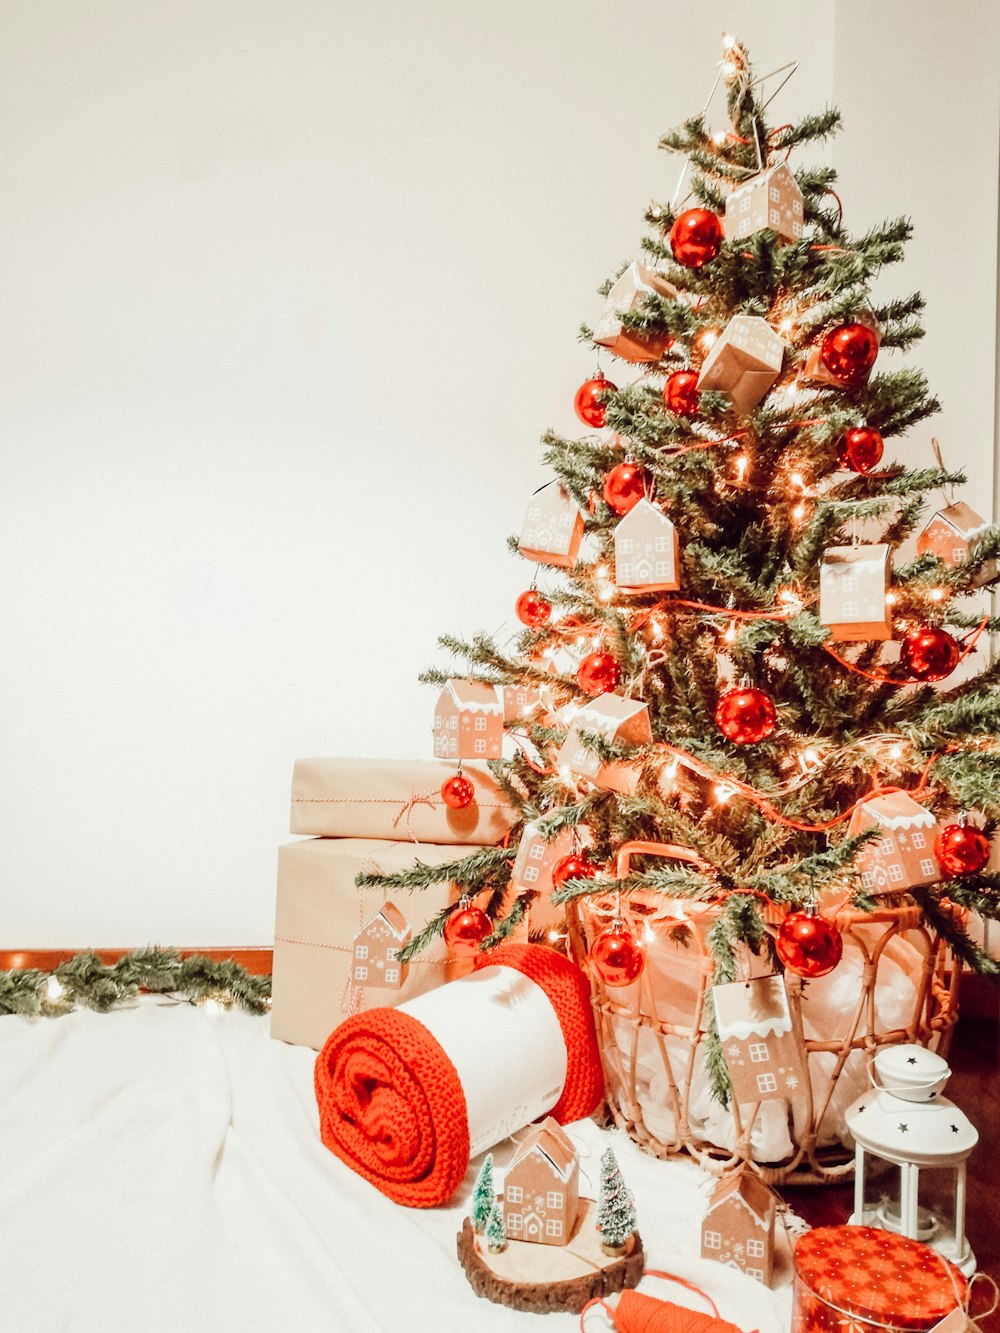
898, 1123, 909, 1133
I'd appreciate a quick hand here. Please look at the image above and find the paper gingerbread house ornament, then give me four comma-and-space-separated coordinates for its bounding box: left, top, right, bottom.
711, 974, 806, 1106
509, 819, 575, 896
802, 309, 881, 388
819, 543, 892, 641
558, 694, 652, 793
917, 502, 996, 587
701, 1167, 777, 1285
503, 1116, 580, 1246
724, 161, 804, 245
613, 499, 680, 593
593, 261, 679, 364
519, 485, 585, 569
848, 791, 942, 896
433, 679, 504, 761
696, 315, 784, 414
351, 902, 410, 991
503, 682, 547, 723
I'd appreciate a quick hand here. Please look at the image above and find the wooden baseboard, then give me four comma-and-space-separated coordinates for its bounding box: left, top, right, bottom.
0, 948, 273, 975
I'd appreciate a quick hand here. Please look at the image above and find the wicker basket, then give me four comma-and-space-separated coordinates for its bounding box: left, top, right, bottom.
565, 841, 961, 1185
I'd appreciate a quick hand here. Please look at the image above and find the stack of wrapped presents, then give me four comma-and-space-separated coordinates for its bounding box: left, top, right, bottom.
270, 758, 520, 1049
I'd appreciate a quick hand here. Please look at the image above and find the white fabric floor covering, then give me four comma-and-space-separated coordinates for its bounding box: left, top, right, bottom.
0, 998, 796, 1333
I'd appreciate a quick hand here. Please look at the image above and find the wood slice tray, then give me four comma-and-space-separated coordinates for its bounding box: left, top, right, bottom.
457, 1199, 644, 1314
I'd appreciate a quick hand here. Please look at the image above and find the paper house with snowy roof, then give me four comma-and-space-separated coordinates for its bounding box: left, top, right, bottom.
724, 161, 804, 246
503, 1117, 580, 1246
819, 543, 892, 642
593, 261, 679, 364
697, 315, 784, 414
509, 818, 574, 896
711, 974, 806, 1107
558, 694, 652, 794
503, 682, 548, 722
701, 1166, 777, 1286
518, 485, 585, 569
351, 902, 410, 991
614, 499, 680, 593
433, 679, 504, 761
802, 309, 881, 389
917, 502, 996, 587
848, 790, 942, 896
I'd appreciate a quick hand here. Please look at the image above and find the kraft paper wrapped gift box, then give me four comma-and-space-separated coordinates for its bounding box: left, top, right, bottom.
290, 757, 518, 845
271, 836, 482, 1050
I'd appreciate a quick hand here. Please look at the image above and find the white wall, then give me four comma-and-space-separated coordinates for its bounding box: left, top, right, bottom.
0, 2, 992, 947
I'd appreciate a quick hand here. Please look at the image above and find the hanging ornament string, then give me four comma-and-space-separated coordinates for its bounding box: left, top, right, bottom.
822, 614, 988, 685
931, 436, 957, 507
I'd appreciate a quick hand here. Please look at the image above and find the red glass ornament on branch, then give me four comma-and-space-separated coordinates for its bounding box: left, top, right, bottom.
935, 823, 991, 877
663, 369, 701, 416
602, 461, 651, 516
590, 925, 645, 987
551, 852, 597, 890
775, 911, 843, 979
899, 626, 961, 682
669, 209, 724, 269
819, 322, 879, 386
576, 651, 621, 696
838, 425, 884, 474
574, 373, 617, 428
715, 686, 777, 745
440, 774, 475, 809
515, 589, 552, 627
443, 904, 492, 956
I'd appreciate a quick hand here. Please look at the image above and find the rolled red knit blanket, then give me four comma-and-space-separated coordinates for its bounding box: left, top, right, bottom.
314, 943, 603, 1207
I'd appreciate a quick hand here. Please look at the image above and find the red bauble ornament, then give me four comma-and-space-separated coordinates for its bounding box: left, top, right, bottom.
551, 853, 598, 890
838, 426, 884, 474
669, 209, 724, 269
899, 626, 961, 682
440, 774, 475, 809
576, 651, 621, 696
935, 823, 991, 877
590, 926, 645, 987
515, 589, 552, 627
715, 686, 777, 745
663, 369, 701, 416
443, 905, 492, 956
819, 323, 879, 386
775, 911, 844, 979
602, 461, 651, 516
574, 374, 617, 428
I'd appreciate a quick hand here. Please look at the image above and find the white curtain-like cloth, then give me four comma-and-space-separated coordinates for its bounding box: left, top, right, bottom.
0, 999, 795, 1333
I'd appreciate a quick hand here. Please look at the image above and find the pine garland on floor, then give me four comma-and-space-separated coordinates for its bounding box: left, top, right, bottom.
0, 948, 271, 1017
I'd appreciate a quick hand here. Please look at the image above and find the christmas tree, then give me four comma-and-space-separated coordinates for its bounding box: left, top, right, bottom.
596, 1148, 636, 1251
470, 1153, 496, 1234
361, 39, 1000, 1101
485, 1199, 507, 1253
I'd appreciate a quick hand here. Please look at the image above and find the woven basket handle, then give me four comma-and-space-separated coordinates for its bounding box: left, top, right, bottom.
613, 840, 714, 880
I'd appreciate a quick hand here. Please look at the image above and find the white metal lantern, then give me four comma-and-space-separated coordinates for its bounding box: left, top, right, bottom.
845, 1044, 978, 1277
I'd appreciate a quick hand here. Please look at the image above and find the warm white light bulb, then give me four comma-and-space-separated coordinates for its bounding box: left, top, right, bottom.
712, 130, 727, 147
723, 621, 738, 644
714, 783, 734, 805
885, 592, 898, 606
888, 744, 904, 760
791, 502, 807, 522
643, 923, 657, 944
791, 472, 805, 489
734, 454, 749, 482
45, 976, 64, 1002
722, 33, 736, 50
779, 318, 794, 335
929, 587, 947, 603
723, 59, 737, 78
547, 929, 562, 943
